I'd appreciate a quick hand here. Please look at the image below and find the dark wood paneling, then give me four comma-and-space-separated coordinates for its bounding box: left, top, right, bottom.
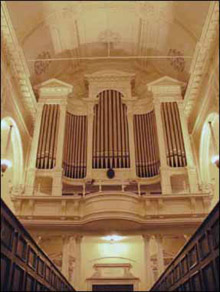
1, 199, 75, 291
150, 202, 219, 291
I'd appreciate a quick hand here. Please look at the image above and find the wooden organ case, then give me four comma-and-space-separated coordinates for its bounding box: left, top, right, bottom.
30, 75, 198, 196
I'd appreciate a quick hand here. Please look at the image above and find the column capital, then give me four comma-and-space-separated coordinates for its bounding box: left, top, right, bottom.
142, 234, 152, 241
72, 234, 83, 244
62, 235, 71, 242
155, 234, 163, 243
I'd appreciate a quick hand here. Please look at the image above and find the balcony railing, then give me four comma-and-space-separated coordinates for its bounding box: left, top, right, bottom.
149, 202, 219, 291
1, 199, 75, 292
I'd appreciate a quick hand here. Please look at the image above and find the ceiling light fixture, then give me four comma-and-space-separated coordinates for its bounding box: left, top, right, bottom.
1, 159, 12, 175
211, 155, 219, 168
103, 235, 123, 242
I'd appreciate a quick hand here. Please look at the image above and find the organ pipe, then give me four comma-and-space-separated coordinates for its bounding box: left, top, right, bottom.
134, 111, 160, 178
63, 113, 87, 179
93, 90, 130, 169
161, 102, 187, 167
36, 104, 60, 169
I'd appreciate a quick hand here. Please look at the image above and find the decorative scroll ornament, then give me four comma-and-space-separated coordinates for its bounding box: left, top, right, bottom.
98, 29, 121, 44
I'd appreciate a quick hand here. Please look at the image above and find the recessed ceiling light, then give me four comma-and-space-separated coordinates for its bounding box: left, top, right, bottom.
102, 235, 123, 242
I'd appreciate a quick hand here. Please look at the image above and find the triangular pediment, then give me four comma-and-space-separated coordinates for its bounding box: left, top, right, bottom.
147, 76, 186, 88
34, 78, 73, 90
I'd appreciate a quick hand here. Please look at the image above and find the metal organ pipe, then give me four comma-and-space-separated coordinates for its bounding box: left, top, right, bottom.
63, 113, 87, 179
134, 111, 160, 178
36, 104, 60, 169
93, 90, 130, 169
161, 102, 187, 167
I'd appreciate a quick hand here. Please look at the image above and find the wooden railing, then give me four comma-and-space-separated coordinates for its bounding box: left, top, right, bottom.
150, 202, 219, 291
1, 199, 75, 292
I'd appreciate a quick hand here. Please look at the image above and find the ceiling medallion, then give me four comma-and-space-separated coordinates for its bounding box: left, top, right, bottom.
98, 29, 121, 44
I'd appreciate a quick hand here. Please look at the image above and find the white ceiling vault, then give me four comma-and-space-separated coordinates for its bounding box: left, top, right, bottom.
6, 1, 210, 99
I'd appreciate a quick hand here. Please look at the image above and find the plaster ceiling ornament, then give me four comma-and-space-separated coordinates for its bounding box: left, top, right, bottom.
138, 1, 174, 22
34, 51, 52, 75
167, 49, 185, 72
98, 29, 121, 46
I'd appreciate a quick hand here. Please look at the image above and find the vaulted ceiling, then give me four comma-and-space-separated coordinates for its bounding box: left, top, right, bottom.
6, 1, 210, 98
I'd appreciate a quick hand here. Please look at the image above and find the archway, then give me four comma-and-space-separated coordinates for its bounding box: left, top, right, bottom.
1, 117, 24, 211
199, 112, 219, 207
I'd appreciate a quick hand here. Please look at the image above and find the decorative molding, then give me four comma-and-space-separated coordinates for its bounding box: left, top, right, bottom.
35, 78, 73, 98
183, 2, 219, 119
1, 1, 37, 122
85, 70, 135, 99
147, 76, 186, 100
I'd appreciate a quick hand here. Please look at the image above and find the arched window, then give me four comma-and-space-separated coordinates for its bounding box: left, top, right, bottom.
1, 117, 24, 209
200, 112, 219, 206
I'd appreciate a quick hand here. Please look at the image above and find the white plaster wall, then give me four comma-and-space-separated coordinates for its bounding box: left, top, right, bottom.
80, 236, 145, 291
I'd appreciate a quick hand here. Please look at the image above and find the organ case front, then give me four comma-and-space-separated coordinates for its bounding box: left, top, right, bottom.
36, 104, 60, 169
134, 110, 160, 178
92, 90, 130, 169
63, 113, 87, 179
161, 102, 187, 167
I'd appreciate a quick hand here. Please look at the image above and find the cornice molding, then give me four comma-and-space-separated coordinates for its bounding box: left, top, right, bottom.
183, 1, 219, 119
1, 1, 37, 123
34, 78, 73, 98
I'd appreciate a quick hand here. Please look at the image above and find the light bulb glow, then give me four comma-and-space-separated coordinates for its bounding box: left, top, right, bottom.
1, 159, 12, 168
102, 235, 123, 242
211, 155, 219, 164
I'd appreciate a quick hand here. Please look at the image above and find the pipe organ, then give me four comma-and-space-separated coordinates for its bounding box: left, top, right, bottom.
63, 113, 87, 179
27, 75, 199, 196
92, 90, 130, 169
36, 104, 60, 169
161, 102, 187, 167
134, 111, 160, 177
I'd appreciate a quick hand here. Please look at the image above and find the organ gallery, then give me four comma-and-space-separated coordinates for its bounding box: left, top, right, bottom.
1, 1, 219, 291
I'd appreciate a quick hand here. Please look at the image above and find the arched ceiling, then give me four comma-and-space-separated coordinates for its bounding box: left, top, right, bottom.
6, 1, 210, 98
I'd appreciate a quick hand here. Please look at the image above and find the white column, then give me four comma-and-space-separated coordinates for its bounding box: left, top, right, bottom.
72, 235, 83, 290
143, 235, 153, 290
62, 235, 70, 279
86, 102, 95, 179
155, 235, 165, 277
178, 102, 199, 193
127, 103, 136, 178
154, 101, 172, 194
52, 103, 67, 196
26, 103, 44, 195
